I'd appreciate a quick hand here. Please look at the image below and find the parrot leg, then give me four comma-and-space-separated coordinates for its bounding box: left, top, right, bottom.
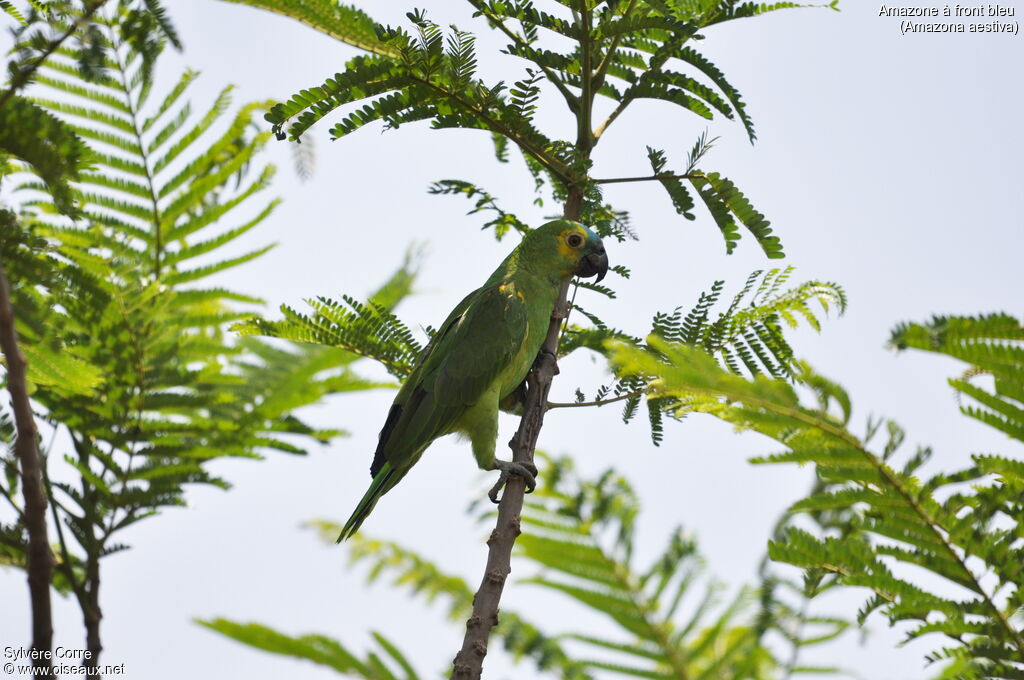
498, 379, 528, 415
488, 459, 538, 504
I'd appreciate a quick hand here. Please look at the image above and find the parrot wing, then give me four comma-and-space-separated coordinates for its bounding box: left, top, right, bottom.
374, 282, 529, 473
337, 282, 528, 541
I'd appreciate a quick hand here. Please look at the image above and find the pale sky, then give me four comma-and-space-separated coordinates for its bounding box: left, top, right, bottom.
2, 2, 1022, 679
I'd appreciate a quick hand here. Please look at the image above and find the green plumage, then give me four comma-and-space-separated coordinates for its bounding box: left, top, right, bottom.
338, 219, 608, 541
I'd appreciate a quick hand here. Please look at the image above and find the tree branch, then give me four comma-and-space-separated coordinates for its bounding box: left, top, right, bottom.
592, 94, 630, 141
0, 262, 54, 673
44, 455, 88, 606
593, 172, 702, 185
577, 1, 595, 154
589, 0, 638, 130
450, 190, 585, 679
66, 434, 105, 676
547, 388, 644, 410
83, 550, 103, 676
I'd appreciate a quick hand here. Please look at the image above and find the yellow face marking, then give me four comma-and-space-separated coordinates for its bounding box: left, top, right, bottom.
556, 226, 588, 259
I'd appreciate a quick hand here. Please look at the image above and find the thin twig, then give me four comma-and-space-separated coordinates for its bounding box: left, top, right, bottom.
577, 1, 594, 153
593, 30, 692, 141
0, 262, 54, 673
781, 596, 811, 680
590, 0, 639, 109
593, 94, 632, 141
44, 448, 88, 606
593, 172, 702, 185
548, 389, 644, 410
561, 282, 579, 338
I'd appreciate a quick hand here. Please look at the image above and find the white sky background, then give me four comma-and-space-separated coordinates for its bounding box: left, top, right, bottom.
2, 1, 1023, 679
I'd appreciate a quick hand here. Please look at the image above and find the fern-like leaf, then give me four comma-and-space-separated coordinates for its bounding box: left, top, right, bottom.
610, 333, 1024, 673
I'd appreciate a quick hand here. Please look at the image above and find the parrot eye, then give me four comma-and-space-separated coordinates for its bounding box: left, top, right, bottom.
567, 233, 584, 248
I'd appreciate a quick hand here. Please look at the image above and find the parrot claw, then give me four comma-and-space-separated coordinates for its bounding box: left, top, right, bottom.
488, 459, 538, 504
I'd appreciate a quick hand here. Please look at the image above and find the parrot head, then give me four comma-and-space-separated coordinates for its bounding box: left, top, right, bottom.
521, 219, 609, 283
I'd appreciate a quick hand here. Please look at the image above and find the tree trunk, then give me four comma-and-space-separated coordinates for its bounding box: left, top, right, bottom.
0, 263, 54, 674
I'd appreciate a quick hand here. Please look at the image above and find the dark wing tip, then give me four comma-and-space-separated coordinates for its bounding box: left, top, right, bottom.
370, 403, 402, 477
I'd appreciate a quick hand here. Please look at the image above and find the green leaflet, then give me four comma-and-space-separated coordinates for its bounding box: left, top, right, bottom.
647, 146, 696, 220
217, 0, 401, 57
609, 315, 1024, 674
707, 1, 839, 27
512, 458, 775, 679
196, 620, 381, 676
211, 457, 807, 679
17, 341, 102, 396
142, 68, 198, 132
675, 47, 756, 143
0, 0, 26, 24
891, 314, 1024, 443
625, 79, 715, 118
0, 97, 87, 215
255, 4, 768, 196
427, 179, 531, 240
234, 293, 423, 379
558, 268, 843, 446
642, 145, 784, 258
235, 522, 593, 680
691, 171, 784, 259
232, 250, 428, 381
0, 18, 405, 652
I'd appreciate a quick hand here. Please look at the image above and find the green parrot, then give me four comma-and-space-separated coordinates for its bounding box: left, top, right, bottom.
337, 219, 609, 541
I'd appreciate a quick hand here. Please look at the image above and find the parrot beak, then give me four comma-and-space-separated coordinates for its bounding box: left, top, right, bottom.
576, 241, 609, 283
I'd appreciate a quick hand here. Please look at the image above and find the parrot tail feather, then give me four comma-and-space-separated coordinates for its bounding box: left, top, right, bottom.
337, 463, 396, 543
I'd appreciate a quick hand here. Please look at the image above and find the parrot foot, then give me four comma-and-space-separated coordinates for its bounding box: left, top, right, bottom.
488, 459, 538, 504
537, 348, 559, 375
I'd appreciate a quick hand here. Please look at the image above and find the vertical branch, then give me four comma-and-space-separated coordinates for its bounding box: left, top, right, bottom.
71, 435, 105, 675
83, 557, 103, 676
577, 0, 595, 155
0, 263, 54, 673
450, 191, 585, 679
